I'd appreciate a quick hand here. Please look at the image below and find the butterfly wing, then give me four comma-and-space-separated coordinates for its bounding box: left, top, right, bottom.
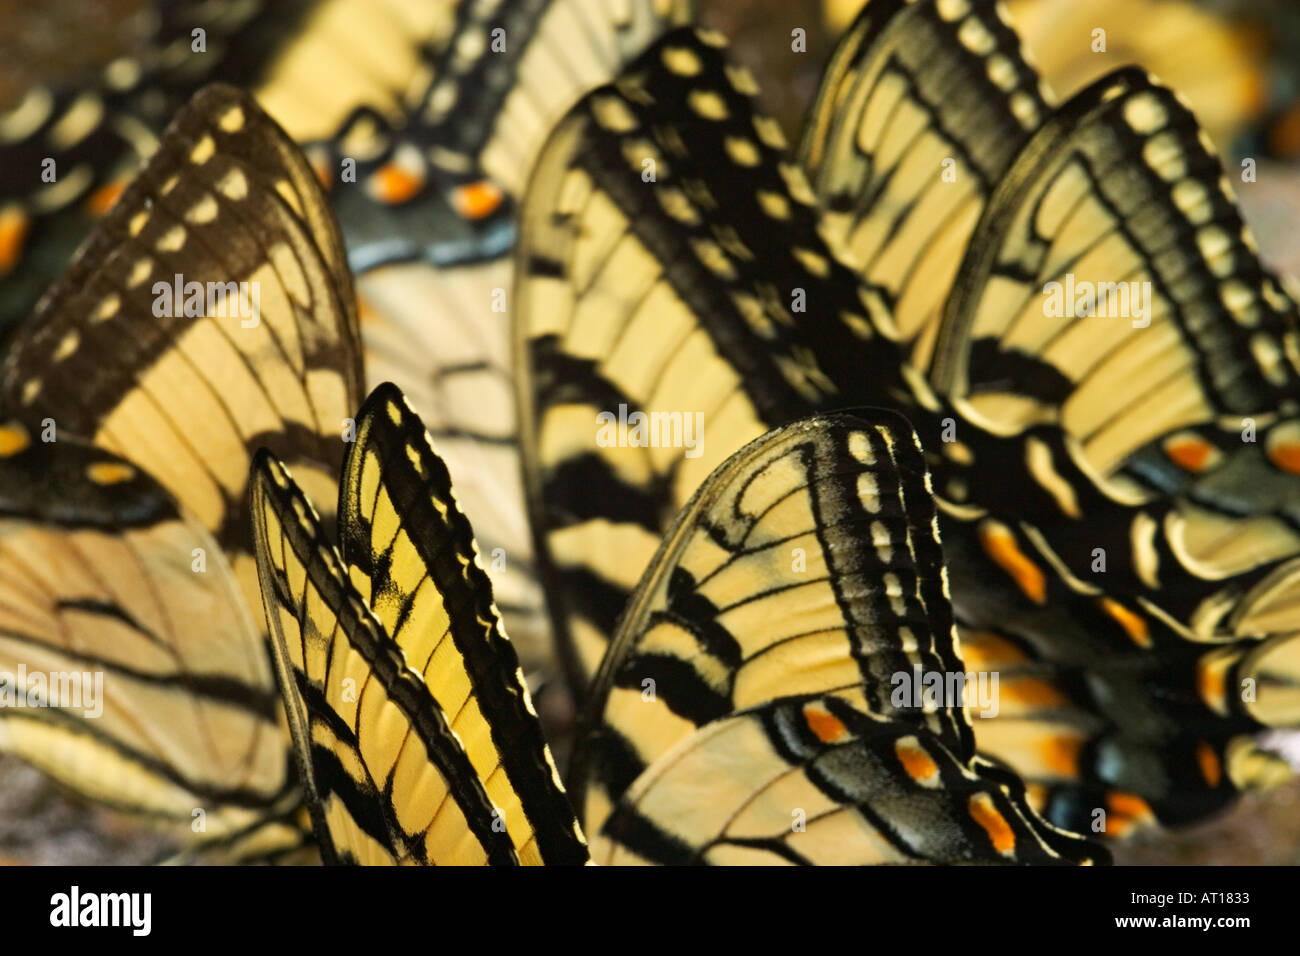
335, 382, 589, 864
1, 83, 364, 620
251, 449, 522, 865
800, 0, 1049, 365
252, 0, 460, 144
1001, 0, 1271, 153
0, 0, 329, 331
518, 20, 1300, 835
0, 424, 304, 858
340, 1, 696, 684
410, 0, 695, 198
355, 259, 556, 680
514, 28, 901, 696
0, 83, 362, 855
803, 5, 1300, 829
929, 69, 1300, 469
911, 67, 1300, 814
576, 410, 1104, 864
320, 0, 695, 271
595, 696, 1102, 865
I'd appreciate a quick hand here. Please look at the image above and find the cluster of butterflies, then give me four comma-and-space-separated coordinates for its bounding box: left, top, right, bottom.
1, 0, 1298, 865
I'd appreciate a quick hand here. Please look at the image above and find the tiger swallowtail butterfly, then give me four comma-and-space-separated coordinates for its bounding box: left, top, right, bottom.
250, 382, 590, 865
0, 82, 364, 861
344, 0, 694, 689
512, 5, 1300, 840
251, 382, 1104, 864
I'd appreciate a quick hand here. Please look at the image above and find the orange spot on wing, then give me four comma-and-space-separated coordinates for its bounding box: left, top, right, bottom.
1001, 677, 1068, 709
452, 180, 504, 220
1098, 597, 1150, 648
1269, 103, 1300, 159
979, 523, 1046, 604
1105, 815, 1133, 839
956, 630, 1027, 668
312, 159, 332, 192
802, 702, 849, 744
0, 207, 30, 274
1164, 436, 1214, 473
84, 178, 126, 217
968, 793, 1016, 855
1041, 735, 1081, 777
1106, 791, 1154, 824
1197, 655, 1229, 713
1196, 741, 1222, 788
894, 738, 939, 783
87, 462, 135, 485
0, 425, 30, 457
1023, 782, 1048, 813
373, 164, 424, 204
1268, 440, 1300, 475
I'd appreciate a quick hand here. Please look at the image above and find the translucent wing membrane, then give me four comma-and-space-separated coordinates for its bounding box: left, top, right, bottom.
574, 411, 1104, 865
251, 383, 589, 865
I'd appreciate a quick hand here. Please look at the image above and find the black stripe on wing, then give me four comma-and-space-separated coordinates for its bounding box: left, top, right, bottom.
573, 409, 976, 835
251, 449, 518, 866
338, 382, 589, 865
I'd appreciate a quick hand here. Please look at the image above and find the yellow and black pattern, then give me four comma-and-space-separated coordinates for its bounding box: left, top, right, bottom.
252, 383, 589, 865
0, 83, 364, 858
514, 26, 908, 696
320, 0, 694, 272
356, 258, 554, 676
1, 83, 364, 621
999, 0, 1274, 154
343, 1, 700, 683
595, 695, 1101, 865
800, 0, 1300, 832
409, 0, 694, 198
0, 0, 351, 330
574, 411, 1104, 865
572, 410, 971, 827
801, 0, 1049, 365
0, 426, 304, 859
253, 0, 461, 144
932, 69, 1300, 475
252, 452, 514, 865
337, 382, 588, 863
516, 15, 1300, 837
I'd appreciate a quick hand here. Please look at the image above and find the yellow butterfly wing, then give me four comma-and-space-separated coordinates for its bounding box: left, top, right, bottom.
252, 384, 589, 865
0, 426, 303, 859
576, 410, 1104, 865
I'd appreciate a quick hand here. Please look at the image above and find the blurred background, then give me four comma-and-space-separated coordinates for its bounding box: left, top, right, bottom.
1, 0, 1299, 864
